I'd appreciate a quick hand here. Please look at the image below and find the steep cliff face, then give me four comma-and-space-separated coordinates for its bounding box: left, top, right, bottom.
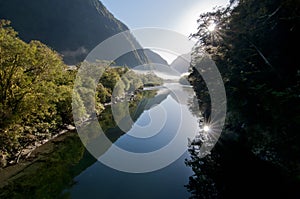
0, 0, 165, 66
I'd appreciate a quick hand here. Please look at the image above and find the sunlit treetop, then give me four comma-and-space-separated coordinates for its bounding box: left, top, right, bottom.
207, 21, 217, 32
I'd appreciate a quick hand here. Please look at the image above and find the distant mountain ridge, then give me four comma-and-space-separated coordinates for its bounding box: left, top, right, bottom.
144, 49, 169, 66
170, 53, 191, 74
0, 0, 167, 66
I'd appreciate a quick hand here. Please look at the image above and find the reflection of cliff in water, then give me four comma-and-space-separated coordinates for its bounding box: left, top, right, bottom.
132, 92, 169, 120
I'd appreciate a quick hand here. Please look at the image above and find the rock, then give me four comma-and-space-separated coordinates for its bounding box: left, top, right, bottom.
66, 125, 76, 130
0, 154, 7, 168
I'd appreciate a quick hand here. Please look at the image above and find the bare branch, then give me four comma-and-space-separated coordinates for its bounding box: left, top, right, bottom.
265, 5, 282, 22
244, 37, 273, 68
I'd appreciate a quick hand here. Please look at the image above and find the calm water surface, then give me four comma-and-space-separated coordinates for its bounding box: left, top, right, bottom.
67, 83, 201, 199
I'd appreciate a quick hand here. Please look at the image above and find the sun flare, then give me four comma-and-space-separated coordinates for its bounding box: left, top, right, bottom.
207, 22, 216, 32
203, 125, 210, 132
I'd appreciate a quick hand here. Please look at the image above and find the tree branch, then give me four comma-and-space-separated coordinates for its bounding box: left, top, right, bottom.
244, 37, 273, 68
264, 5, 282, 23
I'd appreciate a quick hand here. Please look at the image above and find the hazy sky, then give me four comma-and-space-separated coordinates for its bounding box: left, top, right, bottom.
100, 0, 229, 63
101, 0, 229, 36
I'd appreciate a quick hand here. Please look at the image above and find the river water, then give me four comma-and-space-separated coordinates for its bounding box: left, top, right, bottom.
2, 82, 298, 199
67, 83, 202, 198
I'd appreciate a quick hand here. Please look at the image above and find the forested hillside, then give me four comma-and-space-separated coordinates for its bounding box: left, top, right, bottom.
0, 0, 166, 66
187, 0, 300, 197
0, 21, 162, 167
0, 20, 74, 164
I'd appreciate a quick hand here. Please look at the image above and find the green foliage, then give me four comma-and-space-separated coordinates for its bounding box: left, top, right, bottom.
140, 72, 164, 86
188, 0, 300, 197
190, 0, 300, 156
73, 63, 163, 124
96, 83, 111, 103
0, 20, 163, 163
99, 67, 121, 93
0, 20, 76, 157
118, 70, 163, 92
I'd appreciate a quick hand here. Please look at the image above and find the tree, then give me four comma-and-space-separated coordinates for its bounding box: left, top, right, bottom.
187, 0, 300, 197
0, 20, 74, 160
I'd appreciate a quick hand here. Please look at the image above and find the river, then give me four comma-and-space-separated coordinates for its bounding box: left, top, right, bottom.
66, 83, 201, 198
0, 83, 202, 199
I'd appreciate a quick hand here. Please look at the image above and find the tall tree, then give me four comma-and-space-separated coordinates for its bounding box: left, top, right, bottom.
0, 20, 73, 158
187, 0, 300, 197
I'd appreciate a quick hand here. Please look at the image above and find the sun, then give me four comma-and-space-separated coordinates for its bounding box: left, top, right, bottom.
207, 22, 217, 32
203, 125, 210, 132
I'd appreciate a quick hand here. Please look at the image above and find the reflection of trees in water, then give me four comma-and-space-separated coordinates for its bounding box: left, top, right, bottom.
185, 148, 220, 199
0, 133, 86, 198
187, 96, 202, 118
186, 94, 300, 199
1, 89, 160, 198
185, 91, 220, 198
185, 73, 299, 198
186, 134, 300, 199
78, 90, 160, 155
186, 94, 300, 198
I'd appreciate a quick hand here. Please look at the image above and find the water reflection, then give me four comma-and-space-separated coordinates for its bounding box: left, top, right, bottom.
67, 83, 202, 198
185, 108, 300, 198
0, 83, 205, 199
0, 133, 86, 199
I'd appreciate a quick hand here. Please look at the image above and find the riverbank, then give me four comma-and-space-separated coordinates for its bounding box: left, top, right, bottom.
0, 130, 78, 188
0, 88, 144, 190
1, 124, 76, 167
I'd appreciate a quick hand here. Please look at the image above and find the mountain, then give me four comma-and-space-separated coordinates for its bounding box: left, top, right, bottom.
0, 0, 166, 66
170, 53, 191, 74
144, 49, 169, 66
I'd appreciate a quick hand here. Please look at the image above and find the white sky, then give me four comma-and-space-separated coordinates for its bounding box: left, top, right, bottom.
101, 0, 229, 63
